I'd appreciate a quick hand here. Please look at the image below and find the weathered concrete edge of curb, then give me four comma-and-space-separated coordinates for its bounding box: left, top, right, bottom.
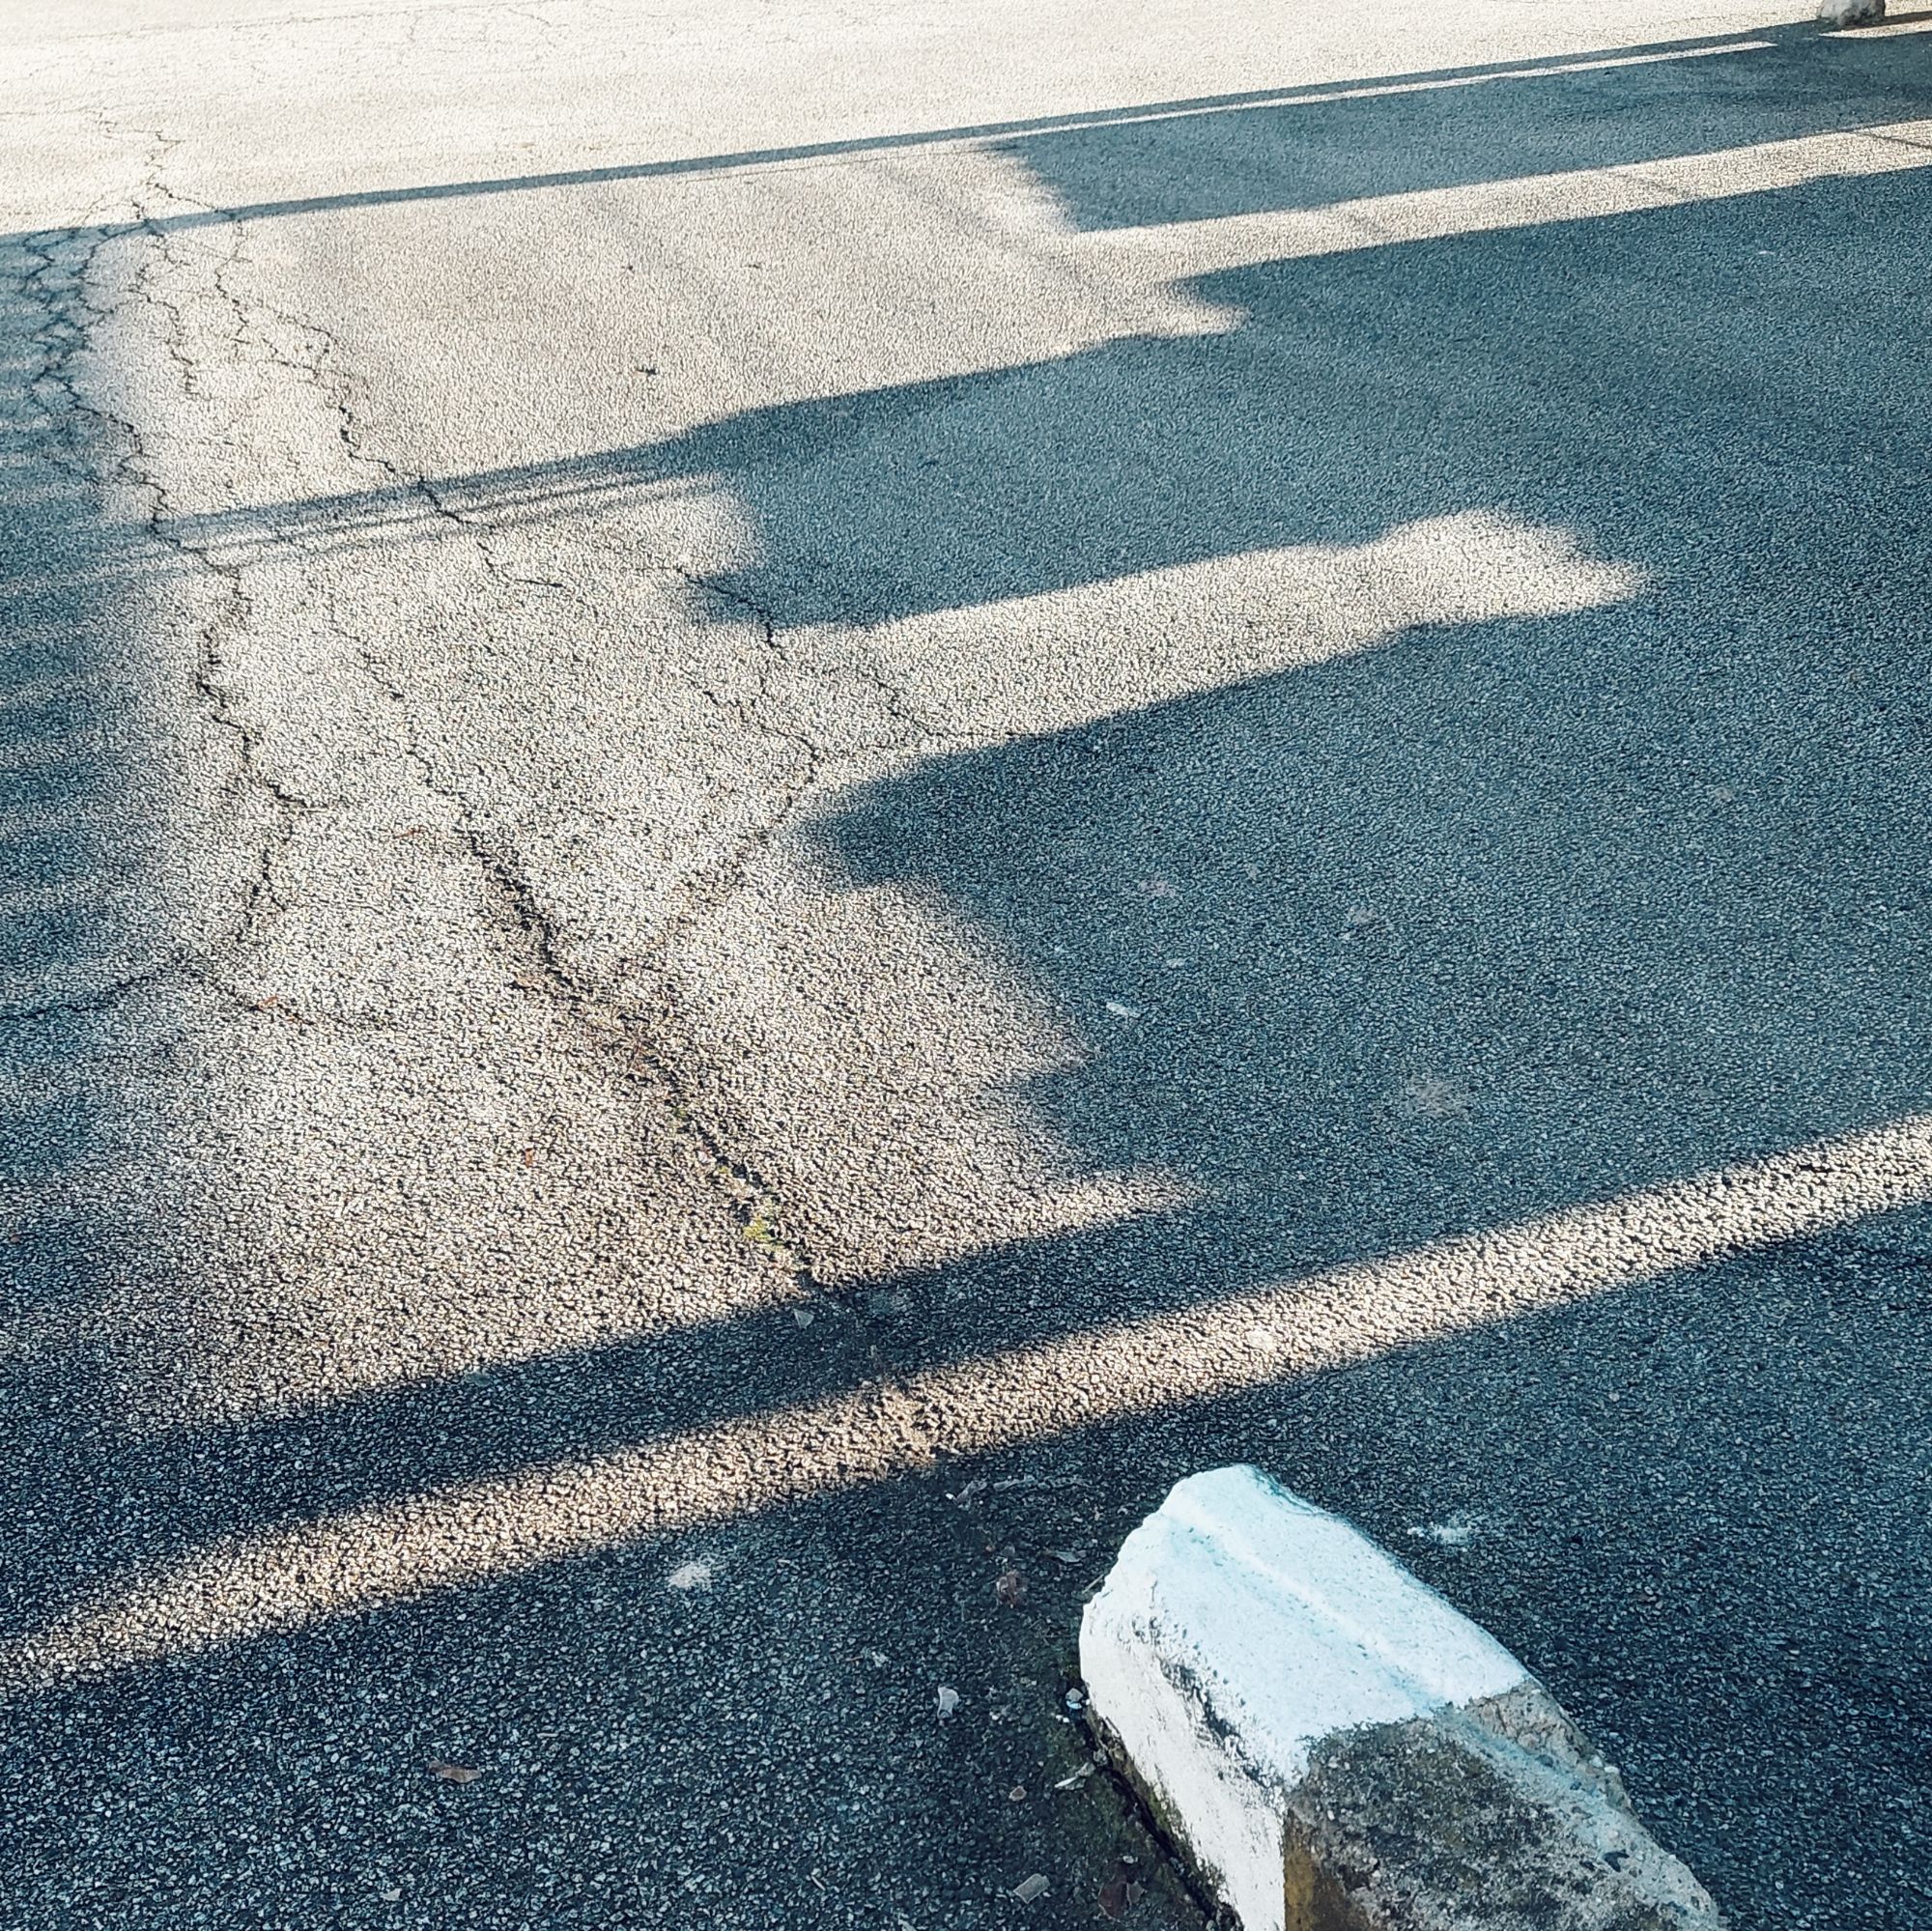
1079, 1465, 1725, 1931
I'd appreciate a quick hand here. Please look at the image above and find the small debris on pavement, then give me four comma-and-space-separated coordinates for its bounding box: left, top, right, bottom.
1052, 1762, 1093, 1790
1407, 1511, 1484, 1548
791, 1305, 815, 1327
1064, 1688, 1084, 1712
1104, 1001, 1143, 1019
1008, 1784, 1026, 1802
430, 1762, 480, 1784
666, 1559, 713, 1591
1010, 1873, 1049, 1904
1400, 1071, 1471, 1120
995, 1569, 1026, 1607
935, 1685, 959, 1719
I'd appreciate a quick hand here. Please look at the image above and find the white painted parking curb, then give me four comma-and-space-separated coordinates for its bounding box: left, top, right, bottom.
1080, 1467, 1723, 1930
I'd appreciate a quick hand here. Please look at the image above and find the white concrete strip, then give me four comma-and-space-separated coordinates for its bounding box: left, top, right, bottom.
1083, 1468, 1526, 1929
8, 1111, 1931, 1685
1081, 1467, 1722, 1930
1073, 119, 1932, 280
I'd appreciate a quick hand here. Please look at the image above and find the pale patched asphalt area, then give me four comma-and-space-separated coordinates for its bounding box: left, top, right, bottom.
2, 2, 1929, 1925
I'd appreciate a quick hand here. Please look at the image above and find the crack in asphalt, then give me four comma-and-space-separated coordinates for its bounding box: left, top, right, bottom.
5, 128, 968, 1329
9, 116, 982, 1355
653, 565, 962, 954
302, 444, 848, 1305
16, 123, 330, 968
205, 223, 959, 1308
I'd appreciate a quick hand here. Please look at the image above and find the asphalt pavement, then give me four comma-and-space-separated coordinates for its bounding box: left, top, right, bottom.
2, 3, 1929, 1926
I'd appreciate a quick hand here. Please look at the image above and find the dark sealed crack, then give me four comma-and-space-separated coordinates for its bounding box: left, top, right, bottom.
318, 576, 837, 1302
0, 965, 177, 1030
270, 298, 893, 1300
646, 560, 976, 968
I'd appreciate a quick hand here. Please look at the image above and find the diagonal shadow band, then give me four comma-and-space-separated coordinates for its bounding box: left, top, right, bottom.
109, 109, 1932, 604
5, 1112, 1930, 1686
11, 24, 1836, 241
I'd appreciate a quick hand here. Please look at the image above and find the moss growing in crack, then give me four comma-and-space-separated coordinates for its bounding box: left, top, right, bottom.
742, 1202, 788, 1252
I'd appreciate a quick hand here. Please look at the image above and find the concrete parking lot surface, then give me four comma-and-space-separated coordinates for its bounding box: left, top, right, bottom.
2, 2, 1929, 1925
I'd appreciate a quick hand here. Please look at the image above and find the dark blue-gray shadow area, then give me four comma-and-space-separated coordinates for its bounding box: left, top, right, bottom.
743, 157, 1932, 1931
0, 265, 168, 1034
793, 161, 1930, 1275
999, 19, 1930, 230
672, 189, 1929, 635
0, 235, 201, 1714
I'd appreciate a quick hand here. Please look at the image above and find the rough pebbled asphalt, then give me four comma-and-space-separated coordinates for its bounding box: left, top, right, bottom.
1, 4, 1929, 1927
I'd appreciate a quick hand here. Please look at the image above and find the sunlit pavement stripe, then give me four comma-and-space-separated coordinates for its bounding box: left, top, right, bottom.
9, 1113, 1931, 1686
1074, 119, 1932, 279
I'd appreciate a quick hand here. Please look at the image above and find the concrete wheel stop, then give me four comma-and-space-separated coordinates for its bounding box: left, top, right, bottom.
1079, 1467, 1724, 1931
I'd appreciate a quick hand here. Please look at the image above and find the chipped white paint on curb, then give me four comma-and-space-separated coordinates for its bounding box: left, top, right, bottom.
1083, 1468, 1725, 1931
1081, 1466, 1529, 1930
